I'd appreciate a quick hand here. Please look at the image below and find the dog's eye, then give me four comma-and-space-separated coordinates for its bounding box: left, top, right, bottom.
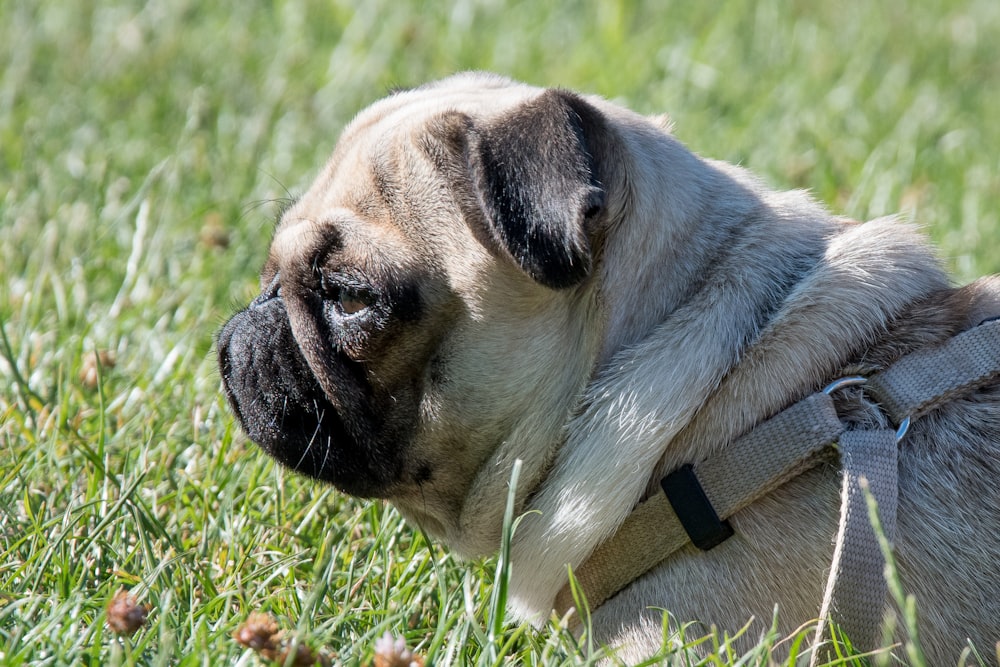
337, 287, 374, 316
320, 273, 375, 317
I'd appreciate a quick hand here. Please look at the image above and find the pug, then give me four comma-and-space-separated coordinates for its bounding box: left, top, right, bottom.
217, 72, 1000, 663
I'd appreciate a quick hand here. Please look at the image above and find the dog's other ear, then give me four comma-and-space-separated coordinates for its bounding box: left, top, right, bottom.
468, 89, 607, 289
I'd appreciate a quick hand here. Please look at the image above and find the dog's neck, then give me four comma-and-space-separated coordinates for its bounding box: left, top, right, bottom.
443, 136, 847, 553
595, 132, 842, 366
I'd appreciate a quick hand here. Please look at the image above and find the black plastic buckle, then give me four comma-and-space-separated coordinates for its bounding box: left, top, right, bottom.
661, 464, 734, 550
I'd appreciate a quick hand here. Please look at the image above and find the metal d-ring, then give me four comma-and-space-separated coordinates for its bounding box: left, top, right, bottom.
823, 375, 867, 395
895, 415, 911, 443
823, 375, 911, 443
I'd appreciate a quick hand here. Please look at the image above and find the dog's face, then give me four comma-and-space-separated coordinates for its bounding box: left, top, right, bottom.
218, 74, 617, 538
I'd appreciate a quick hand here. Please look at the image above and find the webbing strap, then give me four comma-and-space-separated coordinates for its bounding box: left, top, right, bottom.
554, 491, 688, 620
553, 392, 845, 616
811, 428, 898, 664
867, 318, 1000, 423
696, 393, 844, 517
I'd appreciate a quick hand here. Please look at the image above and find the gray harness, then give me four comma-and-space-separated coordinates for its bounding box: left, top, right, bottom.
553, 317, 1000, 660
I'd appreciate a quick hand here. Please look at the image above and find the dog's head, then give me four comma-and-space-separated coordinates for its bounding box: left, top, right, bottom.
218, 73, 624, 541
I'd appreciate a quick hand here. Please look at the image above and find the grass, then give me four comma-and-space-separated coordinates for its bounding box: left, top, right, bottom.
1, 0, 999, 664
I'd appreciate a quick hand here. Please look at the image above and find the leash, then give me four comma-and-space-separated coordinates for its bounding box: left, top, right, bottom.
552, 317, 1000, 658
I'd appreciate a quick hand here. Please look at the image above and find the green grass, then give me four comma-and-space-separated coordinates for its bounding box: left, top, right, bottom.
2, 0, 999, 664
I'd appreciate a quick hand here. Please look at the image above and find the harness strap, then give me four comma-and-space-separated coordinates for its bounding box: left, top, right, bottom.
553, 392, 846, 616
552, 318, 1000, 649
811, 427, 898, 664
868, 316, 1000, 423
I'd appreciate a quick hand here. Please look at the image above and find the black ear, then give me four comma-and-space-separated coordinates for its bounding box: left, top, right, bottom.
469, 89, 607, 289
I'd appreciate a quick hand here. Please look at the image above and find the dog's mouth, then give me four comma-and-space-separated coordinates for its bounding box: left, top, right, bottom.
217, 292, 402, 498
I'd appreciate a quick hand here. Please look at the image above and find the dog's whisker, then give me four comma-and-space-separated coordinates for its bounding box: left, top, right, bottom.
292, 400, 323, 471
319, 434, 331, 479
